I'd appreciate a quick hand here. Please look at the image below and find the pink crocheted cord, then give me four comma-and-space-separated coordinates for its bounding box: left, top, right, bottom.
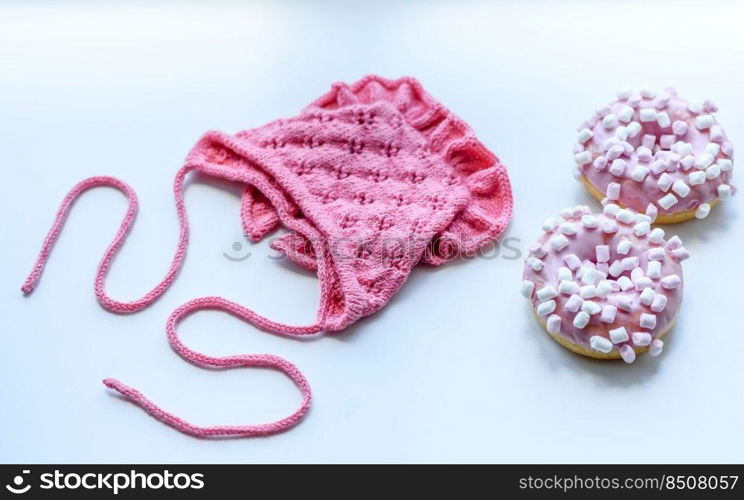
22, 76, 513, 438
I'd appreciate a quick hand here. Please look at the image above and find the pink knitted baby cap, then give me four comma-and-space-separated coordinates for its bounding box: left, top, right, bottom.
22, 76, 512, 437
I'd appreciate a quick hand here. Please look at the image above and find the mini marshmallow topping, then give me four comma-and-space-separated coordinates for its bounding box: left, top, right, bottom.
574, 87, 736, 222
523, 205, 686, 364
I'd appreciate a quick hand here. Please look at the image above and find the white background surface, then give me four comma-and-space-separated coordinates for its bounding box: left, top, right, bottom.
1, 0, 743, 464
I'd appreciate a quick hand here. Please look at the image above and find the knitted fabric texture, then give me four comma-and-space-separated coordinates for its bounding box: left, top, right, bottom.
22, 76, 513, 438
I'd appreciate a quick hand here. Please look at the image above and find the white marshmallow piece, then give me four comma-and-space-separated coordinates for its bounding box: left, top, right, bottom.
621, 256, 640, 271
608, 144, 625, 161
616, 88, 632, 100
680, 155, 695, 171
536, 285, 558, 302
609, 327, 629, 344
603, 203, 620, 216
590, 335, 613, 353
579, 285, 597, 299
640, 287, 655, 306
558, 280, 580, 296
648, 227, 665, 244
658, 193, 678, 210
582, 300, 601, 315
636, 145, 652, 161
667, 235, 683, 249
718, 159, 733, 172
609, 159, 626, 177
617, 276, 634, 292
634, 221, 650, 236
688, 170, 706, 186
527, 257, 544, 271
577, 128, 593, 143
695, 114, 715, 130
660, 274, 681, 289
630, 267, 644, 283
645, 203, 658, 222
602, 114, 619, 130
650, 159, 668, 176
573, 311, 590, 329
537, 300, 556, 317
565, 294, 584, 313
601, 219, 619, 234
593, 156, 608, 171
695, 153, 714, 169
560, 222, 578, 235
616, 209, 635, 225
595, 245, 610, 263
657, 173, 674, 192
530, 244, 547, 258
640, 313, 657, 330
718, 184, 732, 199
542, 217, 559, 231
596, 280, 613, 298
671, 180, 691, 198
546, 314, 562, 334
695, 203, 711, 219
617, 239, 632, 255
656, 111, 671, 128
581, 267, 600, 286
574, 151, 592, 165
672, 120, 688, 136
617, 105, 634, 123
603, 136, 620, 151
620, 345, 636, 364
558, 267, 573, 281
581, 214, 599, 229
626, 121, 642, 138
606, 183, 621, 200
647, 260, 662, 279
639, 108, 657, 122
600, 305, 617, 323
675, 142, 694, 156
616, 294, 634, 312
647, 247, 666, 261
705, 142, 721, 157
636, 215, 652, 226
649, 339, 664, 356
630, 165, 649, 182
632, 331, 652, 347
564, 254, 582, 270
706, 164, 721, 180
550, 234, 569, 252
520, 280, 535, 298
634, 277, 653, 292
651, 294, 667, 312
710, 125, 724, 143
671, 246, 690, 262
608, 260, 623, 278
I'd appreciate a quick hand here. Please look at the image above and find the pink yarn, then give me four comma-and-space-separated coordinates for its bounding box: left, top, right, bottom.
22, 76, 512, 438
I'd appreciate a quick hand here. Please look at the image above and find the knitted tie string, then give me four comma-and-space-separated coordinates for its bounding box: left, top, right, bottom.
104, 296, 321, 437
21, 165, 194, 313
22, 166, 321, 437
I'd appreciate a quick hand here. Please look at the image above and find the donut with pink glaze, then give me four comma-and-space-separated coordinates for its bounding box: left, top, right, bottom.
521, 204, 687, 363
573, 87, 735, 223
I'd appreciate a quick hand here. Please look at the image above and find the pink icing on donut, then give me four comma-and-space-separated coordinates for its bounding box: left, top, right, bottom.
574, 87, 735, 218
521, 204, 685, 363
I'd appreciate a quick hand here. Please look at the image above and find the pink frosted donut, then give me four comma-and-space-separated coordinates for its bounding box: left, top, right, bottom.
573, 87, 735, 223
521, 204, 687, 363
